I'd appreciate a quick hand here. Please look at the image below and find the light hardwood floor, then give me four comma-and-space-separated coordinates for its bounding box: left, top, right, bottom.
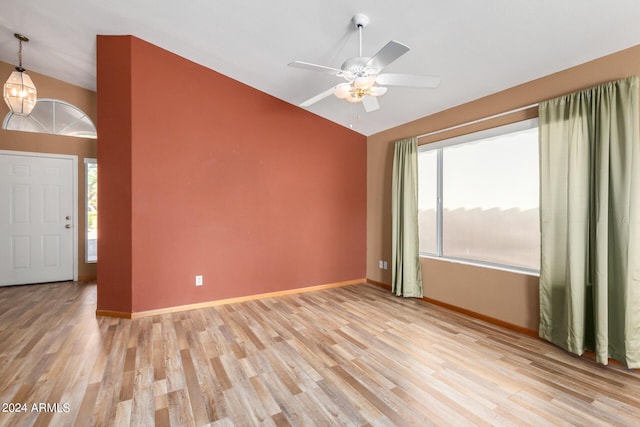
1, 281, 640, 426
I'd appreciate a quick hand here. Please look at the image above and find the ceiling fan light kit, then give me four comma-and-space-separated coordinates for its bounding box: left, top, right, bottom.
288, 13, 440, 113
4, 33, 37, 116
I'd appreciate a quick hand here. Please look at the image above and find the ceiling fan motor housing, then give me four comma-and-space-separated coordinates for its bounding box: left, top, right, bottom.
340, 57, 377, 80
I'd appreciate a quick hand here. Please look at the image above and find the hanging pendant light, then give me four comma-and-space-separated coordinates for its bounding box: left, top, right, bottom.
4, 34, 37, 116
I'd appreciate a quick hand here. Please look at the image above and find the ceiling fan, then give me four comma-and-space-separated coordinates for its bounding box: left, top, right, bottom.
288, 13, 440, 112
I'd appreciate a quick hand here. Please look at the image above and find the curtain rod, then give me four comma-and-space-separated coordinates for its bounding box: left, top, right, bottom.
416, 103, 539, 140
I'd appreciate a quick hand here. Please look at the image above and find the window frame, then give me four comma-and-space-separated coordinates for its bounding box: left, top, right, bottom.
84, 158, 97, 263
418, 118, 540, 276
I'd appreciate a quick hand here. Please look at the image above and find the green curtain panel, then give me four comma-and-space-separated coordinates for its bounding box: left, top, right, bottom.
539, 76, 640, 368
392, 137, 423, 298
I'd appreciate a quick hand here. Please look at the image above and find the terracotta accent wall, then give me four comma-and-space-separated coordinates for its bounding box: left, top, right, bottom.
96, 37, 133, 312
367, 44, 640, 331
0, 60, 97, 281
97, 36, 366, 314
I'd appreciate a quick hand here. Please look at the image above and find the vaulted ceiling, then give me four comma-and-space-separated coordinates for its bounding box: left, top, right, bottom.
2, 1, 640, 135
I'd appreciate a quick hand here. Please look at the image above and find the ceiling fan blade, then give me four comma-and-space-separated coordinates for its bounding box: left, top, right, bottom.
365, 40, 410, 71
299, 85, 340, 107
376, 73, 441, 88
362, 95, 380, 113
288, 61, 344, 75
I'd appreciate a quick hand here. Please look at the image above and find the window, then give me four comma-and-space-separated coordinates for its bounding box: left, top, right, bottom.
85, 159, 97, 263
3, 98, 97, 139
418, 119, 539, 273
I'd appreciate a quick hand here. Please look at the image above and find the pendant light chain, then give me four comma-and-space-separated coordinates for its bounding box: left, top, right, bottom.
14, 34, 28, 72
18, 38, 23, 68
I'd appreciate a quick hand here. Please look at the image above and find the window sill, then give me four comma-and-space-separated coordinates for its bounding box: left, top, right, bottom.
419, 253, 540, 277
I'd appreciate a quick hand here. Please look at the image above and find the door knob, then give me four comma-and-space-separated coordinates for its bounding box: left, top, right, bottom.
65, 224, 71, 229
65, 216, 71, 220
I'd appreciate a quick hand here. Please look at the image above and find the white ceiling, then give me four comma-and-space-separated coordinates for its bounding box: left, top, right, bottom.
2, 1, 640, 136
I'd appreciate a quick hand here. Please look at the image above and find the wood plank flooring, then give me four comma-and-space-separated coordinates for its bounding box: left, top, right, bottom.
1, 281, 640, 426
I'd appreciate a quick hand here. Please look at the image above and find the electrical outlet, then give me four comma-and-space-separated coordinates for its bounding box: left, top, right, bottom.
383, 261, 388, 270
379, 260, 384, 269
195, 275, 203, 286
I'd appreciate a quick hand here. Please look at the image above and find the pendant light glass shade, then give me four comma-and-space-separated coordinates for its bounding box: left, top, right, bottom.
4, 33, 37, 116
4, 69, 37, 115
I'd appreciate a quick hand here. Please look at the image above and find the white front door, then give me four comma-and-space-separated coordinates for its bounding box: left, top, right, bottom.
0, 152, 76, 286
